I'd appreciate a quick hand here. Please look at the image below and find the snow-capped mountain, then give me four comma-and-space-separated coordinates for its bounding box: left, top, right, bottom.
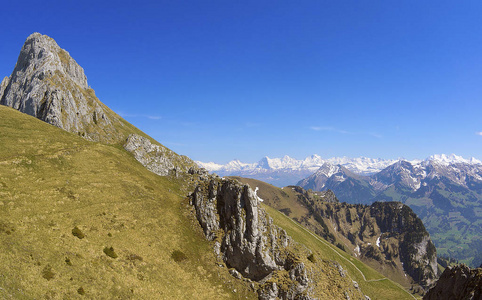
299, 154, 482, 196
297, 154, 482, 267
196, 155, 396, 187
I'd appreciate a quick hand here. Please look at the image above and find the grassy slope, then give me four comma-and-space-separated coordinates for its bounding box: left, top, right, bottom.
262, 205, 417, 300
233, 177, 418, 299
229, 176, 310, 220
0, 106, 255, 299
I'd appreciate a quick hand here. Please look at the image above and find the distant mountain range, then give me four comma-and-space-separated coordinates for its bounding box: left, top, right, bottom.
297, 154, 482, 267
197, 154, 481, 187
199, 154, 482, 266
197, 154, 399, 186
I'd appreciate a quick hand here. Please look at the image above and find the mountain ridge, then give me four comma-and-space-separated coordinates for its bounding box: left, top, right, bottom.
0, 31, 421, 300
198, 154, 481, 187
298, 157, 482, 267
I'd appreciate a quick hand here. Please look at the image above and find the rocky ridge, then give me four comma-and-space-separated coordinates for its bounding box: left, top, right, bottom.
123, 133, 197, 176
298, 159, 482, 267
190, 177, 368, 299
190, 178, 313, 299
301, 194, 438, 290
424, 264, 482, 300
235, 179, 438, 292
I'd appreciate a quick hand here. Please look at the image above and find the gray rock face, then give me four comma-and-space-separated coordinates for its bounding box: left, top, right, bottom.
0, 33, 121, 143
190, 178, 313, 299
423, 264, 482, 300
124, 133, 197, 176
288, 185, 438, 290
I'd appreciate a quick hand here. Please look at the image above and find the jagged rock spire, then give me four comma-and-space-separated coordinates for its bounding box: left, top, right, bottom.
0, 33, 118, 142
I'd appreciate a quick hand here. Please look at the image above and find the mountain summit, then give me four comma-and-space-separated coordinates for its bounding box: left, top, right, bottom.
197, 155, 397, 186
0, 33, 130, 143
0, 33, 197, 175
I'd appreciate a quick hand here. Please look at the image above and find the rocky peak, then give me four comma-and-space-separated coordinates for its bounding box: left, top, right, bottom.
423, 264, 482, 300
0, 33, 122, 143
17, 33, 88, 89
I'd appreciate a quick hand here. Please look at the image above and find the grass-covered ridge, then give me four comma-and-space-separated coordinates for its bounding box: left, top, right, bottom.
0, 106, 255, 299
262, 204, 418, 300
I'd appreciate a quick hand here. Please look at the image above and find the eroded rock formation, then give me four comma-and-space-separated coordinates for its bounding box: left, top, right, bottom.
190, 178, 313, 299
123, 133, 196, 176
424, 264, 482, 300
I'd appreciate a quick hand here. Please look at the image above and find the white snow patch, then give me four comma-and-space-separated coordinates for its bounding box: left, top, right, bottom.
354, 245, 360, 257
254, 187, 264, 202
376, 236, 381, 247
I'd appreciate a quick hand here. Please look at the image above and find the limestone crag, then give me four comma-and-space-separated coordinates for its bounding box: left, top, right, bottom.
123, 133, 197, 176
424, 264, 482, 300
316, 201, 438, 289
266, 184, 438, 290
0, 33, 124, 143
190, 178, 313, 299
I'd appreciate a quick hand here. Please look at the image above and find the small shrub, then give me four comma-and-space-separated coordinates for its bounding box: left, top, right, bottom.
336, 243, 346, 251
77, 287, 85, 295
42, 265, 55, 280
307, 253, 316, 263
171, 250, 187, 262
127, 253, 143, 262
65, 258, 72, 266
103, 246, 118, 259
72, 226, 85, 239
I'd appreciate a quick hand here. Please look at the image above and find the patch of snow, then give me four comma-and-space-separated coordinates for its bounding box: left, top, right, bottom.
376, 236, 380, 247
334, 174, 346, 182
354, 245, 360, 257
254, 187, 264, 202
425, 154, 482, 166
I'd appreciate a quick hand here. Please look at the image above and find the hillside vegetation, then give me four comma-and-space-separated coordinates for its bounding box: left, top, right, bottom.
0, 106, 255, 299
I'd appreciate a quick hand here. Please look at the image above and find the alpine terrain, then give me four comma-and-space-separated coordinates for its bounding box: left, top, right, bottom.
233, 177, 439, 295
0, 33, 426, 299
197, 155, 396, 187
298, 155, 482, 267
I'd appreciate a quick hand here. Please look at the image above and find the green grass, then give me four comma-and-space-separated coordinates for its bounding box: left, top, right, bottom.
0, 106, 255, 299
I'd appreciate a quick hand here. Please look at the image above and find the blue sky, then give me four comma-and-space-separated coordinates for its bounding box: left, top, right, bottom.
1, 1, 481, 163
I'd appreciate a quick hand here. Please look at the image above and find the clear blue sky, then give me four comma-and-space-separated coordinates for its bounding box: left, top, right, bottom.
1, 1, 481, 163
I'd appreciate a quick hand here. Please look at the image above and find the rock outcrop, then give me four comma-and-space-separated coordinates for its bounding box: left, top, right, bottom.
190, 178, 313, 299
314, 200, 438, 289
245, 181, 438, 292
123, 133, 197, 176
423, 264, 482, 300
0, 33, 127, 143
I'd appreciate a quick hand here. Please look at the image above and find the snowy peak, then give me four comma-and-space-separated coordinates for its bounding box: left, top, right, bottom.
328, 156, 397, 175
196, 154, 481, 188
425, 154, 482, 166
196, 155, 396, 175
314, 162, 341, 178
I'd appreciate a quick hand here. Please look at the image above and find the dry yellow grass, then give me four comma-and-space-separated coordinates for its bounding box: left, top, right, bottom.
0, 106, 255, 299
